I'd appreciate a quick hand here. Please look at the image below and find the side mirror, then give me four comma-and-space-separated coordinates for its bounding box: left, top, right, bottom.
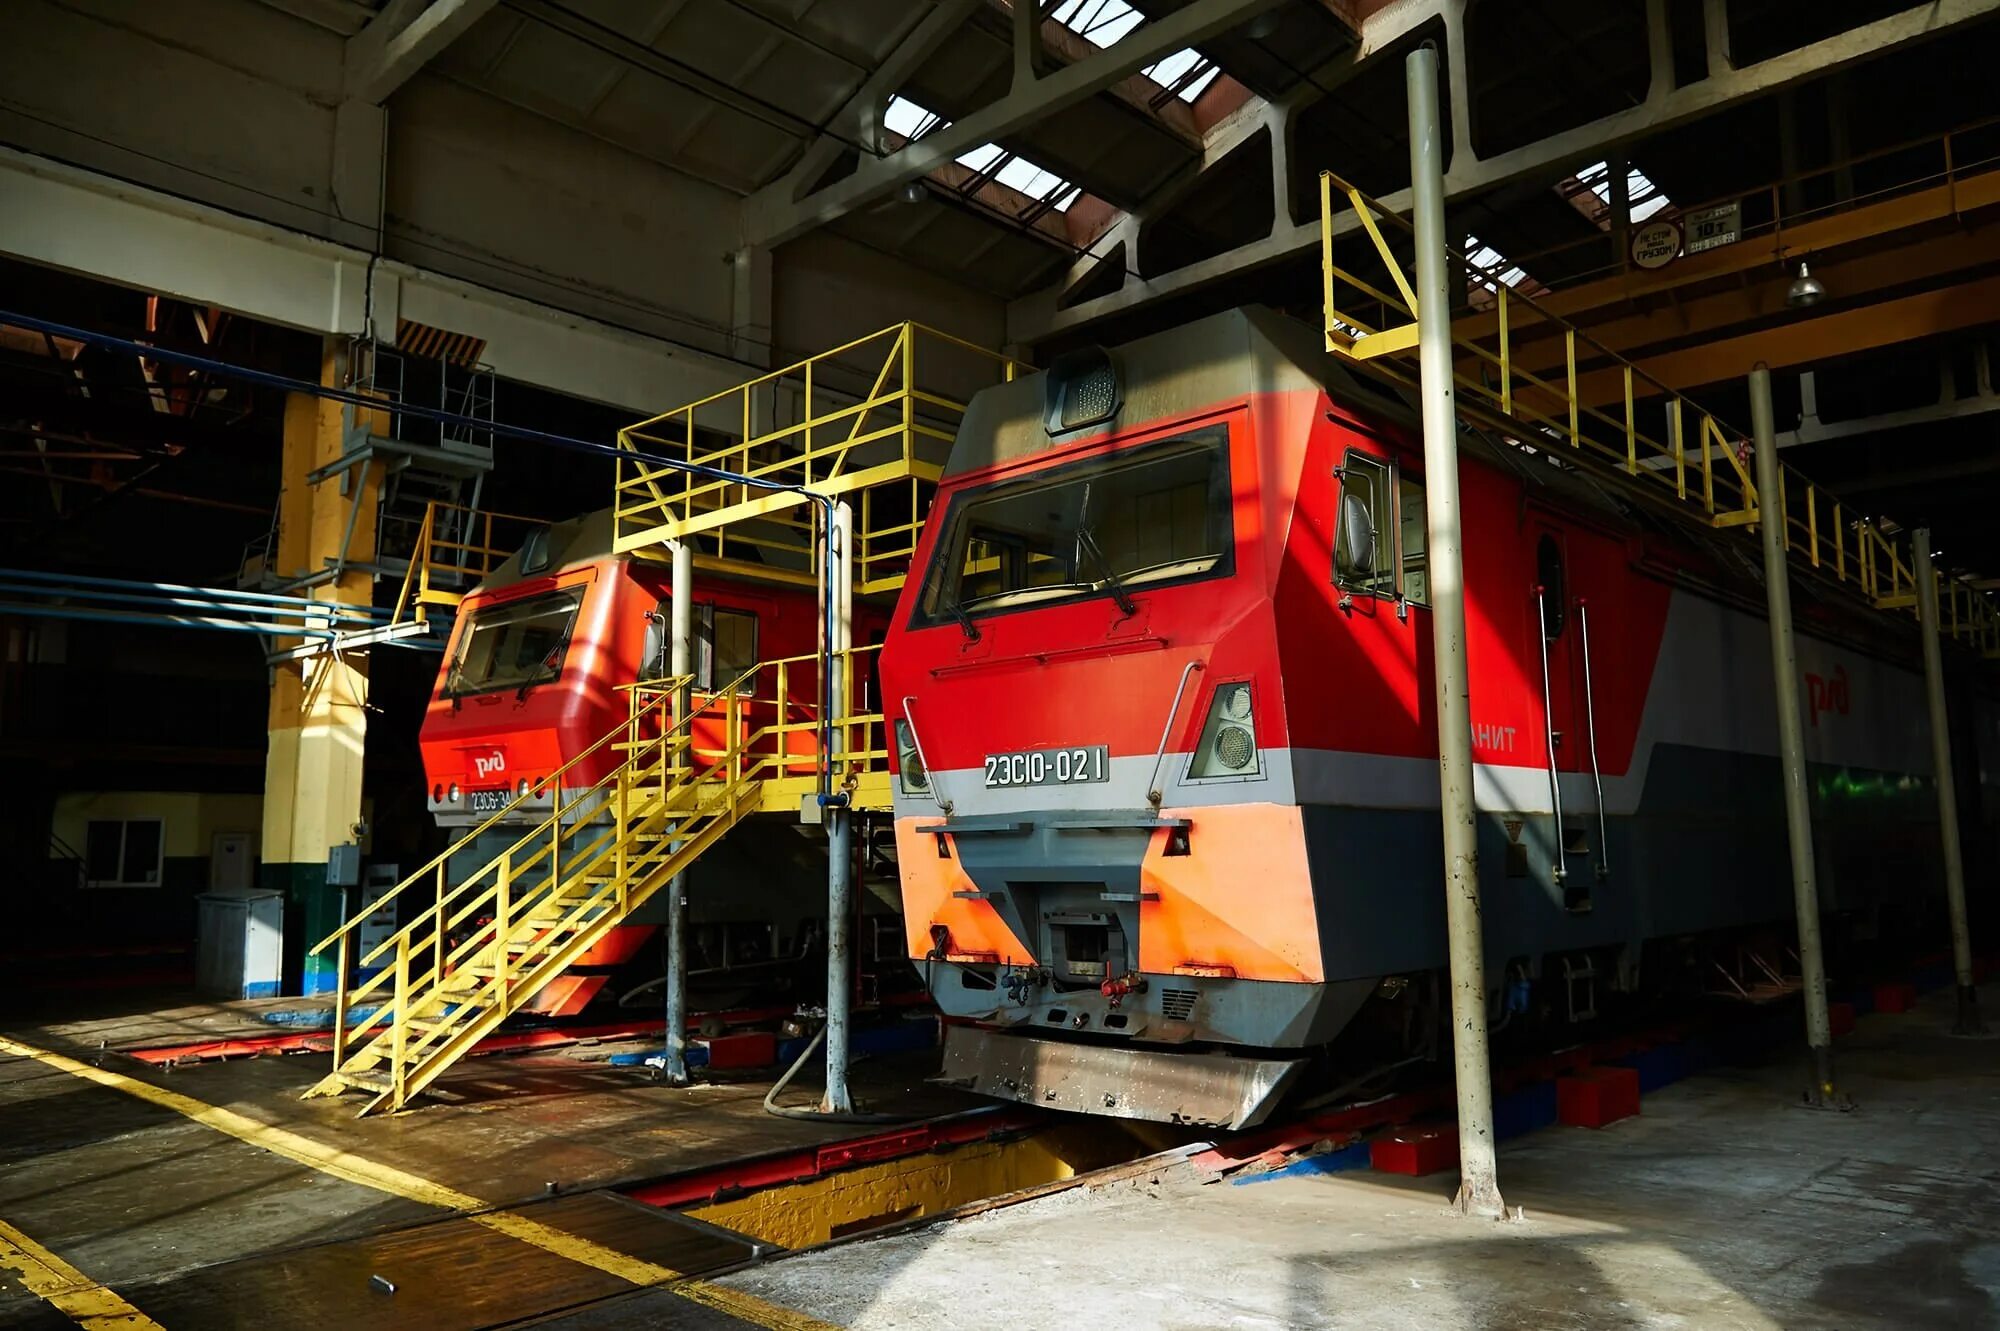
1336, 492, 1377, 580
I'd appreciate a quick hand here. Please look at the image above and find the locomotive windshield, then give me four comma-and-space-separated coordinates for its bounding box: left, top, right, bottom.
916, 426, 1233, 628
445, 588, 584, 696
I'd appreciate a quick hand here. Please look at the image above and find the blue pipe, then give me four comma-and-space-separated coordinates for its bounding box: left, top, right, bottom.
0, 565, 391, 615
0, 602, 337, 638
0, 582, 386, 625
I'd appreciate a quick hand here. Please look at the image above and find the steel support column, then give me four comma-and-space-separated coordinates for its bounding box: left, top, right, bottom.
661, 538, 695, 1084
1749, 367, 1841, 1101
261, 340, 378, 996
821, 501, 857, 1114
1913, 528, 1986, 1036
1409, 45, 1503, 1220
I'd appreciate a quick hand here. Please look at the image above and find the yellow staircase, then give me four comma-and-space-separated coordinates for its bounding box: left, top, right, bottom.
305, 673, 761, 1114
305, 648, 891, 1114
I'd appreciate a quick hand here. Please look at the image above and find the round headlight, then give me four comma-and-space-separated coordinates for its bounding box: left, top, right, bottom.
1213, 724, 1255, 771
431, 783, 443, 804
900, 747, 929, 791
447, 782, 461, 802
518, 777, 531, 797
1221, 684, 1252, 721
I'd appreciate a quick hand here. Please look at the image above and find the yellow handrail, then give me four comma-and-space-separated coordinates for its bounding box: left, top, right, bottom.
1318, 169, 2000, 657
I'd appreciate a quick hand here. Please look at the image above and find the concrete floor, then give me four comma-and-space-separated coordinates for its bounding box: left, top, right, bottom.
3, 987, 1995, 1329
675, 985, 2000, 1331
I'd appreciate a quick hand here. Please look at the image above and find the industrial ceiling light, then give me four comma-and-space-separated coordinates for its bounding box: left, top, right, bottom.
898, 180, 929, 205
1787, 260, 1827, 309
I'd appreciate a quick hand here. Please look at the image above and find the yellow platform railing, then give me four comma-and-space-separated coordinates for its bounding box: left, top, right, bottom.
389, 501, 543, 626
1319, 170, 2000, 657
613, 323, 1024, 595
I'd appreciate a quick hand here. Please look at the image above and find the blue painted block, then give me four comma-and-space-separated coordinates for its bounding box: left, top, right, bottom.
1231, 1141, 1374, 1185
1494, 1080, 1558, 1141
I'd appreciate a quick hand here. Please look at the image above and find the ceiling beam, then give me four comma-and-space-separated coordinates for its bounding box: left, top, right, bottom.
741, 0, 1286, 247
1011, 0, 2000, 342
772, 0, 987, 207
345, 0, 503, 105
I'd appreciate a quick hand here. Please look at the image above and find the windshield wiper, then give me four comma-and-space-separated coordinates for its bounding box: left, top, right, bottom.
944, 594, 982, 643
1076, 528, 1137, 617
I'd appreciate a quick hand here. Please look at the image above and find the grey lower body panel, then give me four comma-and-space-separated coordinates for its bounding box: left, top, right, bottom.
938, 1023, 1306, 1130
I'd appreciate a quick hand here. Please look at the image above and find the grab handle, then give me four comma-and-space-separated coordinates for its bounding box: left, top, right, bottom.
1147, 660, 1206, 808
1577, 600, 1610, 881
1534, 585, 1566, 887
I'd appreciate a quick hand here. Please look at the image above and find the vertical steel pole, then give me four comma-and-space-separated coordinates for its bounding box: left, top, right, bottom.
822, 502, 857, 1113
1407, 45, 1503, 1219
662, 538, 695, 1084
1750, 367, 1841, 1101
1913, 528, 1985, 1035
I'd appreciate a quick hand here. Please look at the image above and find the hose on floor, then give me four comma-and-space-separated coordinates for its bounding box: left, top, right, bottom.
761, 1022, 913, 1124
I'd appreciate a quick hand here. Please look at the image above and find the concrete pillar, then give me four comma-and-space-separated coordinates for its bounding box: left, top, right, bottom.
1912, 529, 1985, 1036
661, 538, 695, 1083
262, 341, 378, 995
1749, 366, 1840, 1103
1408, 44, 1504, 1220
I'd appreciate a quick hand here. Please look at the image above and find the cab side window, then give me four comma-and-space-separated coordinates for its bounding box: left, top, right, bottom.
1336, 451, 1428, 606
1398, 474, 1429, 606
1334, 452, 1394, 598
696, 605, 759, 690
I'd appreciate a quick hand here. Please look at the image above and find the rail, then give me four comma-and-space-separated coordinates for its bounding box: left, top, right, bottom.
614, 323, 1025, 595
1318, 171, 2000, 658
388, 501, 544, 626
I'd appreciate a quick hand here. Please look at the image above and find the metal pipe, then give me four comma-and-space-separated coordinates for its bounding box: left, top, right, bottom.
1749, 366, 1842, 1100
1913, 527, 1985, 1035
0, 601, 338, 638
1534, 587, 1566, 888
0, 565, 393, 615
1407, 43, 1504, 1220
822, 501, 856, 1114
0, 582, 381, 625
1577, 601, 1610, 880
1146, 659, 1206, 806
661, 538, 695, 1084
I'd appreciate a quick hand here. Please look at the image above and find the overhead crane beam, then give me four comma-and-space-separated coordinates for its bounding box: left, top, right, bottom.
344, 0, 501, 104
1566, 273, 2000, 408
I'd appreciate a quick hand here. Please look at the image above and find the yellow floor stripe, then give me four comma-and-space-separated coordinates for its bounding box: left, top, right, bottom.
0, 1214, 166, 1330
0, 1035, 837, 1330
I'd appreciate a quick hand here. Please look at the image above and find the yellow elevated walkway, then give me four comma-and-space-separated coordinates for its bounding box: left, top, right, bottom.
305, 648, 886, 1114
614, 322, 1023, 594
1318, 171, 2000, 657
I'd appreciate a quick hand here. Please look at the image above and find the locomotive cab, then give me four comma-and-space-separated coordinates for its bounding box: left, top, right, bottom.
882, 309, 1395, 1129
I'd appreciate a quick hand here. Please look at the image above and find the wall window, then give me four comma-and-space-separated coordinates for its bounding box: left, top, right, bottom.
84, 818, 163, 887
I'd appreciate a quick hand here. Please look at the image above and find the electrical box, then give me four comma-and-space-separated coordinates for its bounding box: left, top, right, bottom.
326, 842, 361, 887
196, 891, 284, 999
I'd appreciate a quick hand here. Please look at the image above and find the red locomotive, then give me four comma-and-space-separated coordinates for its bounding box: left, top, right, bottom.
418, 509, 861, 1011
880, 306, 1970, 1129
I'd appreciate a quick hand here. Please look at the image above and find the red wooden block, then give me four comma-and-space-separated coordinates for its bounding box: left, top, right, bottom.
1557, 1066, 1640, 1129
699, 1031, 777, 1070
1370, 1126, 1457, 1176
1828, 1001, 1856, 1037
1873, 982, 1918, 1014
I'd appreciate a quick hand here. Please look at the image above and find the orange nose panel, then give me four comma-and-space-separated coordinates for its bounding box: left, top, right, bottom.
1138, 804, 1323, 984
894, 819, 1035, 963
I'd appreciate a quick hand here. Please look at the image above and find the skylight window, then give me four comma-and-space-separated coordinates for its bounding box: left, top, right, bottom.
1574, 161, 1672, 223
1050, 0, 1221, 102
1465, 235, 1533, 294
881, 95, 1082, 212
